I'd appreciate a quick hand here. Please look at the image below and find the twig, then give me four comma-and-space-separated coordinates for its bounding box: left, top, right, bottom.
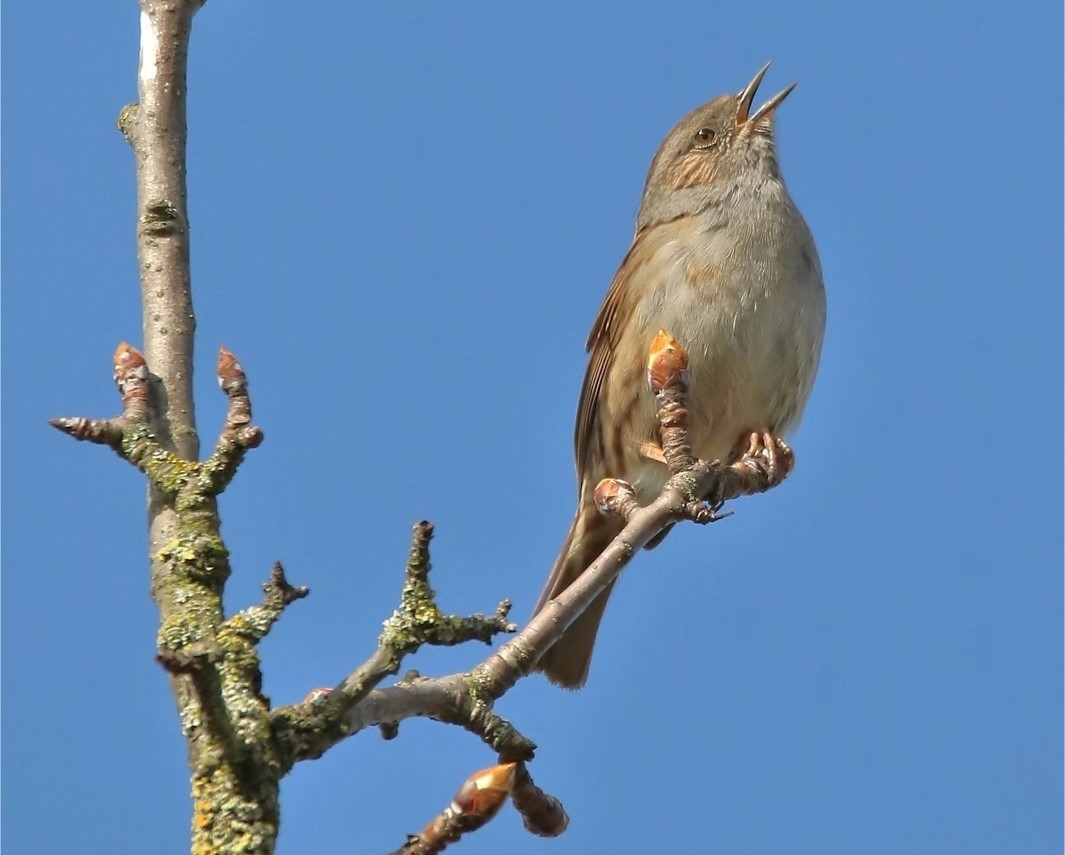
390, 763, 519, 855
389, 761, 567, 854
49, 343, 152, 453
222, 562, 309, 644
269, 523, 516, 771
511, 763, 568, 838
203, 347, 264, 494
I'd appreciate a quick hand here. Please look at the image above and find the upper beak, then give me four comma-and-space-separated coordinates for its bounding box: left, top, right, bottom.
736, 61, 797, 127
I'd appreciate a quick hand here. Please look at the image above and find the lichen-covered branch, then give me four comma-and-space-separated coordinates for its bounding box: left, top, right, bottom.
269, 523, 515, 770
222, 562, 309, 644
53, 342, 276, 852
118, 2, 240, 845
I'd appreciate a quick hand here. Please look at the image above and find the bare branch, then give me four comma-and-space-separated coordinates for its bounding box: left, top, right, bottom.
49, 416, 125, 449
123, 1, 203, 461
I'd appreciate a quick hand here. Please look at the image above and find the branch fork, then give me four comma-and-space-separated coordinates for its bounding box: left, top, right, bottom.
51, 343, 264, 500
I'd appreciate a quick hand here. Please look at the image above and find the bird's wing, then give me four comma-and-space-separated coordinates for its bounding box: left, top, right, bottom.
574, 224, 669, 489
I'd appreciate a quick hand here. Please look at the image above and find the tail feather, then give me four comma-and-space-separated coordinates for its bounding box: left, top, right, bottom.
532, 508, 623, 689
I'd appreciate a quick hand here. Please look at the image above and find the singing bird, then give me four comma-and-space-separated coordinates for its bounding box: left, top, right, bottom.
532, 64, 826, 688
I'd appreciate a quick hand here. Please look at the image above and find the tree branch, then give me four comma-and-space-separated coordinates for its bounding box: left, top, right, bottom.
389, 761, 568, 854
391, 763, 518, 855
202, 347, 265, 495
344, 448, 788, 739
269, 523, 515, 770
328, 334, 796, 848
121, 0, 202, 461
50, 343, 151, 453
52, 341, 276, 851
222, 562, 309, 644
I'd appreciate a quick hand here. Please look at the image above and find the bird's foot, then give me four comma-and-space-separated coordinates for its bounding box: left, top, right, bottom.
732, 430, 794, 492
683, 496, 733, 525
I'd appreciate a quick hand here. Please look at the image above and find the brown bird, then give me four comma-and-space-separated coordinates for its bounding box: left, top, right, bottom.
533, 64, 826, 688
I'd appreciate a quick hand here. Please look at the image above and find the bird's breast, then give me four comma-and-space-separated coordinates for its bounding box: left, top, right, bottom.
628, 211, 825, 471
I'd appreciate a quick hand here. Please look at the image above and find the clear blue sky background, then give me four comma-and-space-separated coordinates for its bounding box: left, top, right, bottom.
3, 2, 1061, 853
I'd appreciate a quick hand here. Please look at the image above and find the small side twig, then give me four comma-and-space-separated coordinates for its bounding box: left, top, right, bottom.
647, 329, 696, 473
380, 522, 515, 655
222, 562, 309, 644
49, 343, 151, 453
390, 761, 567, 854
203, 346, 264, 495
269, 523, 516, 770
511, 763, 568, 838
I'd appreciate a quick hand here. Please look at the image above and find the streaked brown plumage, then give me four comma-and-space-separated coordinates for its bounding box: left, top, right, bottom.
533, 64, 826, 688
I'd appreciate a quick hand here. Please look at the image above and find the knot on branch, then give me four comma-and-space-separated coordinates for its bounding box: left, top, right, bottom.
116, 103, 139, 145
141, 198, 186, 236
156, 641, 221, 675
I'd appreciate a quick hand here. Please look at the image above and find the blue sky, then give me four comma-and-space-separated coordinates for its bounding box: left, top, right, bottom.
3, 2, 1061, 853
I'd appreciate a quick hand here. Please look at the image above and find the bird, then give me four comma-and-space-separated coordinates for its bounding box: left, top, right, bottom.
532, 63, 827, 688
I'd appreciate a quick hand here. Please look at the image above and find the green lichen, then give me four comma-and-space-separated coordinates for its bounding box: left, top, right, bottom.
158, 612, 202, 650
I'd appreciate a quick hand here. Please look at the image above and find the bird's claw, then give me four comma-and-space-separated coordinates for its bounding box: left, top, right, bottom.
684, 497, 732, 525
735, 430, 794, 491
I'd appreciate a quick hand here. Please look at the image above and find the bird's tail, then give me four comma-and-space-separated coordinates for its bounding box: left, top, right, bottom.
531, 505, 623, 689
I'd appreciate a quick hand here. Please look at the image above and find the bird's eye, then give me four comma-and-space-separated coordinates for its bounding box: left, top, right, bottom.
694, 127, 717, 147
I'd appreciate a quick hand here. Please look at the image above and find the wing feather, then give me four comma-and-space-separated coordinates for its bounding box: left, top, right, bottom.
573, 226, 664, 488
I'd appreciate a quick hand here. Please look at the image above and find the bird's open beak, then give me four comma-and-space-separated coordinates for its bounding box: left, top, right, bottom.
736, 62, 797, 127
